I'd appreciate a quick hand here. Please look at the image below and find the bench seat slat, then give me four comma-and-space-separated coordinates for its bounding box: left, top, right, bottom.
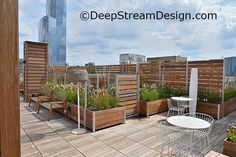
41, 103, 63, 109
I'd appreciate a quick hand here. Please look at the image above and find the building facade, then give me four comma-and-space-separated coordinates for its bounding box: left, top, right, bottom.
120, 53, 146, 64
225, 57, 236, 76
147, 55, 187, 63
39, 0, 66, 66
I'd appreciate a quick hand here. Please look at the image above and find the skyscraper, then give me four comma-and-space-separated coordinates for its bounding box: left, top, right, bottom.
225, 57, 236, 76
39, 0, 66, 66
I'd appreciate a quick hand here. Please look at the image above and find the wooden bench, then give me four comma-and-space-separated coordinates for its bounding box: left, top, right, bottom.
28, 88, 53, 112
37, 91, 67, 121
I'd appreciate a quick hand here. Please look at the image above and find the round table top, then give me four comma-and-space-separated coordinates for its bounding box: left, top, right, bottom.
167, 116, 210, 129
171, 97, 193, 102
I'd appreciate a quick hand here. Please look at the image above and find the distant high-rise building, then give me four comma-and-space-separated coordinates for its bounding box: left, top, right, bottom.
39, 0, 66, 66
120, 53, 146, 64
225, 57, 236, 76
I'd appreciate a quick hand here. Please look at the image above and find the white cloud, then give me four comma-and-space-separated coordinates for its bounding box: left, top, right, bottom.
19, 0, 236, 65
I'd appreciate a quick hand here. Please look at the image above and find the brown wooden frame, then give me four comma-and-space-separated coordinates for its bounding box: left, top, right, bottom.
0, 0, 20, 156
37, 92, 67, 121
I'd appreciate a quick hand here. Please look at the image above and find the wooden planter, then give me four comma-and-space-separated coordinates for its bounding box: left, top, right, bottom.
197, 101, 221, 119
139, 99, 168, 117
197, 97, 236, 119
223, 138, 236, 157
69, 104, 126, 132
223, 97, 236, 116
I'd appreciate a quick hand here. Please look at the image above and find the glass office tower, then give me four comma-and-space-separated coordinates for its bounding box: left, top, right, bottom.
225, 57, 236, 76
39, 0, 66, 66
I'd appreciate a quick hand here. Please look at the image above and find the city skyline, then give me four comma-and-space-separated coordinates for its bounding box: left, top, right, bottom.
38, 0, 66, 66
19, 0, 236, 66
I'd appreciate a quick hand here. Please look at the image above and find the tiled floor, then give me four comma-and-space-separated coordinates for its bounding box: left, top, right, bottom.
20, 101, 236, 157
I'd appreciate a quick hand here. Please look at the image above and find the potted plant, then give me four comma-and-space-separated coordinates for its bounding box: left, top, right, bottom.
223, 123, 236, 156
60, 83, 125, 132
42, 82, 126, 131
69, 90, 125, 132
197, 88, 222, 119
139, 84, 186, 117
197, 87, 236, 119
223, 87, 236, 116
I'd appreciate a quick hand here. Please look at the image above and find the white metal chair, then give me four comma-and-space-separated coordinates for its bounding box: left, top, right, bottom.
183, 112, 214, 154
167, 99, 187, 116
158, 119, 199, 157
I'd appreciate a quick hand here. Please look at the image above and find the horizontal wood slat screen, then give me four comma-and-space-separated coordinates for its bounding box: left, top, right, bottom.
47, 59, 223, 92
24, 41, 48, 101
116, 75, 138, 117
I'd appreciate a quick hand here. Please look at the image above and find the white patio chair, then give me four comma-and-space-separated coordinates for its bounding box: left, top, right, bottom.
183, 112, 214, 154
158, 119, 199, 157
167, 99, 187, 116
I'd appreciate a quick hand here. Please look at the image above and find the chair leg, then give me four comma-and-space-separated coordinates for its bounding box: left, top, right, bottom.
160, 142, 164, 157
36, 102, 40, 114
48, 104, 53, 121
207, 136, 210, 147
167, 109, 170, 117
28, 100, 31, 106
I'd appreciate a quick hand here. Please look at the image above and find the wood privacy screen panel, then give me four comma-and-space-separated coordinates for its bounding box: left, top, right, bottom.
47, 59, 223, 91
140, 62, 162, 85
24, 41, 48, 101
163, 61, 188, 89
116, 75, 139, 117
47, 66, 66, 83
188, 60, 223, 91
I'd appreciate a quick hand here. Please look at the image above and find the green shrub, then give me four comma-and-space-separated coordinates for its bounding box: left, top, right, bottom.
19, 76, 24, 88
198, 88, 221, 104
224, 87, 236, 101
41, 82, 118, 110
140, 87, 158, 101
140, 84, 187, 102
227, 123, 236, 143
90, 92, 118, 110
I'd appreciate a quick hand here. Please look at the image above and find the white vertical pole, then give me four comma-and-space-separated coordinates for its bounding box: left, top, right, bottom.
84, 81, 87, 129
77, 82, 80, 128
189, 68, 198, 113
72, 82, 86, 134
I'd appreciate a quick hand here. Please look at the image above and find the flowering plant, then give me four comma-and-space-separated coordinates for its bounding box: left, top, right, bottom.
226, 123, 236, 143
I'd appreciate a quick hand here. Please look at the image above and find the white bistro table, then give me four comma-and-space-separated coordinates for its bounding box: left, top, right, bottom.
171, 97, 193, 103
167, 116, 211, 156
167, 116, 210, 129
170, 97, 193, 115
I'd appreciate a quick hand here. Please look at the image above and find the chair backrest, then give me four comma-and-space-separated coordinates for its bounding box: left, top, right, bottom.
189, 68, 198, 113
183, 112, 214, 135
167, 99, 180, 108
53, 91, 68, 109
158, 119, 198, 147
167, 99, 172, 108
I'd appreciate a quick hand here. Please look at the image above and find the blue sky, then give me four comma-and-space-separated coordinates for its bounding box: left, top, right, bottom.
19, 0, 236, 65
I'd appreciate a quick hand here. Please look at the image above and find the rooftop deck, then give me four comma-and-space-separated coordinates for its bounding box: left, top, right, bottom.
20, 100, 236, 157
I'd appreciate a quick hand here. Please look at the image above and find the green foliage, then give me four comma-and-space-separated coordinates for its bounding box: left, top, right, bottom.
198, 88, 221, 104
108, 84, 116, 96
87, 69, 96, 74
90, 92, 118, 111
140, 88, 158, 101
42, 82, 119, 110
19, 76, 24, 88
140, 84, 186, 102
224, 87, 236, 101
227, 123, 236, 143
